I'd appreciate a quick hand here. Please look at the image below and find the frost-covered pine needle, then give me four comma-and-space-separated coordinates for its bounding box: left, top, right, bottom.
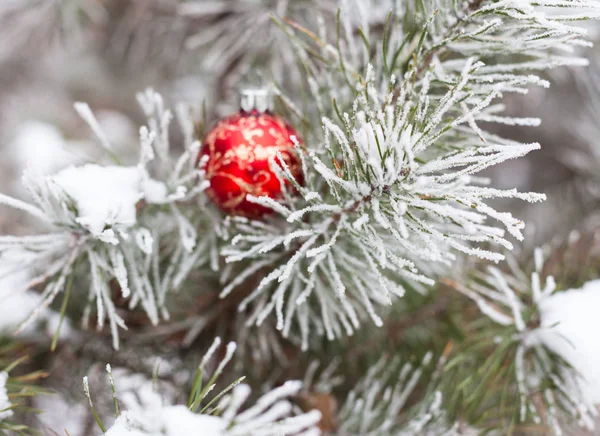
215, 0, 600, 343
448, 249, 598, 433
0, 89, 215, 349
92, 338, 321, 436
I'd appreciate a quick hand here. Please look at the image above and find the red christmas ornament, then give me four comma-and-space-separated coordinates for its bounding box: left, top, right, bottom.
199, 90, 303, 217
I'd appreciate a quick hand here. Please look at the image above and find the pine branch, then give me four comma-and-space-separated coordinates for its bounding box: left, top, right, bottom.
442, 249, 597, 433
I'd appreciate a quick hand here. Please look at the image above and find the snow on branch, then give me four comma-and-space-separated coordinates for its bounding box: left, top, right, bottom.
1, 0, 597, 354
217, 0, 600, 345
85, 337, 321, 436
0, 89, 214, 349
446, 248, 598, 434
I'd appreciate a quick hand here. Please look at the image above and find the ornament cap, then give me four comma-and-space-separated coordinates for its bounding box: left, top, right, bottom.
240, 88, 272, 113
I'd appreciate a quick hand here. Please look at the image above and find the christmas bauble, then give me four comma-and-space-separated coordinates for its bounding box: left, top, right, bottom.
199, 109, 303, 217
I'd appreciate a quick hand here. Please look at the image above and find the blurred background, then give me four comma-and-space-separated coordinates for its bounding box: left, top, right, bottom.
1, 1, 600, 434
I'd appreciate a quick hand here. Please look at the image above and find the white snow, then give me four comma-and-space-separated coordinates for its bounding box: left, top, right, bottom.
51, 164, 167, 237
35, 392, 87, 436
111, 368, 172, 413
100, 375, 321, 436
0, 371, 13, 421
104, 406, 227, 436
142, 178, 168, 204
537, 279, 600, 404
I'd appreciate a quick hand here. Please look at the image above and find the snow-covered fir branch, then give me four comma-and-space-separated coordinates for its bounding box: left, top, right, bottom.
0, 1, 600, 435
446, 248, 599, 434
1, 1, 598, 353
295, 350, 480, 435
85, 337, 321, 436
335, 353, 476, 435
0, 90, 214, 349
218, 0, 600, 345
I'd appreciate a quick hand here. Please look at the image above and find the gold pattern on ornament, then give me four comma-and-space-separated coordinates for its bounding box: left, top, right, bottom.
202, 115, 302, 217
